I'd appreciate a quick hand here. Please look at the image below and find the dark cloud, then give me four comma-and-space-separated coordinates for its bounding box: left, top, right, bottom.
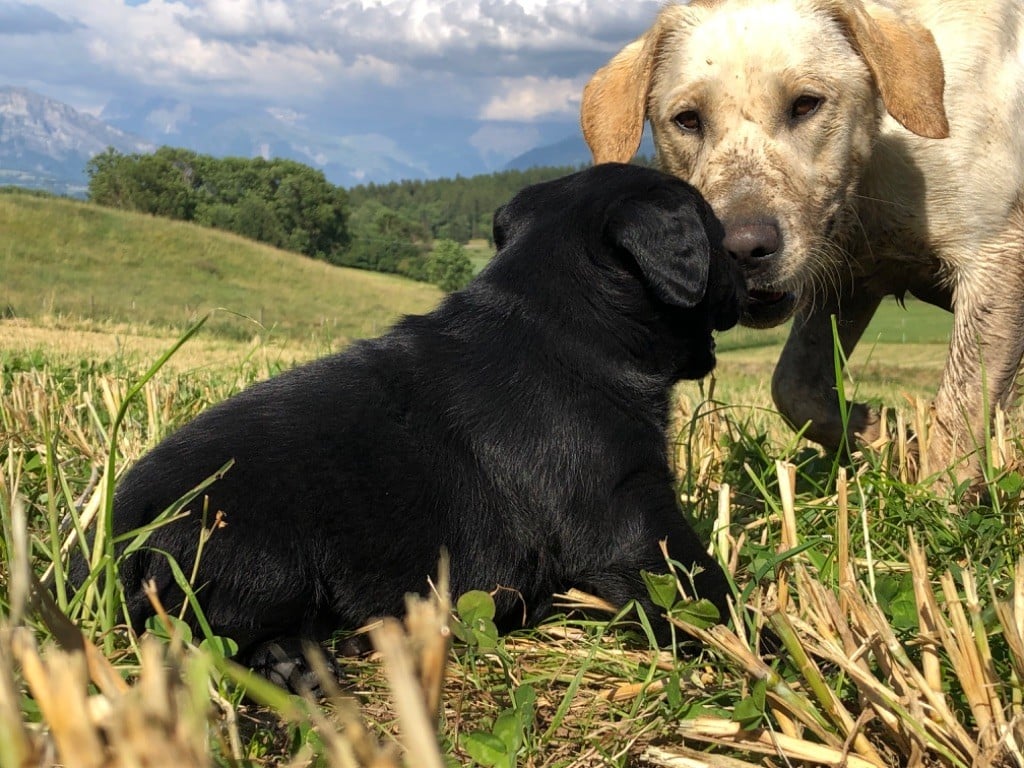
176, 0, 659, 79
0, 1, 81, 35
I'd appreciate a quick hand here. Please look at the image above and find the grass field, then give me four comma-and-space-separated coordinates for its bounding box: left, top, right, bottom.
0, 191, 442, 346
2, 197, 1020, 768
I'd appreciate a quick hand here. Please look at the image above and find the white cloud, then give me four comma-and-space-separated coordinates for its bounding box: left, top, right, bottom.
267, 106, 305, 125
25, 0, 660, 101
312, 0, 661, 76
479, 75, 582, 121
191, 0, 297, 38
146, 102, 192, 134
7, 0, 663, 178
347, 55, 402, 87
469, 123, 541, 161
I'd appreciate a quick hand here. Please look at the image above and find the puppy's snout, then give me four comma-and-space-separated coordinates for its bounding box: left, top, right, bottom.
723, 220, 780, 264
709, 249, 748, 333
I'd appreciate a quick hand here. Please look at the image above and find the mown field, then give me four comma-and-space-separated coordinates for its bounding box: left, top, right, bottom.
1, 196, 1021, 768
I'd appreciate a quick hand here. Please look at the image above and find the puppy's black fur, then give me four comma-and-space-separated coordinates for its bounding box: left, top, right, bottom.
76, 163, 745, 671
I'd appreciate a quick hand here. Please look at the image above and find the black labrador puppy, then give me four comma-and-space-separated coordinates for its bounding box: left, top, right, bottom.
78, 163, 745, 682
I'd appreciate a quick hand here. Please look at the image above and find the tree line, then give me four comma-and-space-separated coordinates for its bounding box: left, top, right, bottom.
86, 147, 581, 293
345, 164, 583, 244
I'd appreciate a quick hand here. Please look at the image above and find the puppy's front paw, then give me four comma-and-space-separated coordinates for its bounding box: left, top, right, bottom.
247, 638, 340, 698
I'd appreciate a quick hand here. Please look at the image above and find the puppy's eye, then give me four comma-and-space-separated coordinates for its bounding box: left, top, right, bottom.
790, 95, 823, 120
673, 110, 702, 134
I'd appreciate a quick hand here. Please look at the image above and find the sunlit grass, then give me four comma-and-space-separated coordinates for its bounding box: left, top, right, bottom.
2, 313, 1021, 767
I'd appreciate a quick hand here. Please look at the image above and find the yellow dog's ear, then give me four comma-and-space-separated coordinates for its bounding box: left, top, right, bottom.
825, 0, 949, 138
580, 31, 660, 164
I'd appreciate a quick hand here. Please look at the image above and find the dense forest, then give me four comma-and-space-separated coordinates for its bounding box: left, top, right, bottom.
86, 147, 581, 292
345, 164, 584, 244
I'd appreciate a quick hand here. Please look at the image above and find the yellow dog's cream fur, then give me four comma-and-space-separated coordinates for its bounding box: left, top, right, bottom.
582, 0, 1024, 484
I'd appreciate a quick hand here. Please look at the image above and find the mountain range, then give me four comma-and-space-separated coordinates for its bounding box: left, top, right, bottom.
0, 86, 653, 194
0, 87, 154, 196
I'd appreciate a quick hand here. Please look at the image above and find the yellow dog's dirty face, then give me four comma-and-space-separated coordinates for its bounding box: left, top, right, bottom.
649, 2, 879, 327
582, 0, 948, 328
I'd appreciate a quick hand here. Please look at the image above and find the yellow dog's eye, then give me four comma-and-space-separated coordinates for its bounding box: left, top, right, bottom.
673, 110, 702, 134
791, 95, 823, 120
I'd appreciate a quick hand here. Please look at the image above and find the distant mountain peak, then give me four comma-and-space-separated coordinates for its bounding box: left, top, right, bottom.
504, 131, 656, 172
0, 86, 154, 195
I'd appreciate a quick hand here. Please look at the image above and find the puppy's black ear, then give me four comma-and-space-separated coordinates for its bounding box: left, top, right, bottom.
492, 204, 510, 250
607, 196, 710, 309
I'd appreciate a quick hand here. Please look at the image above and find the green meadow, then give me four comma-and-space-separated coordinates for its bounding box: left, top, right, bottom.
0, 190, 442, 347
1, 194, 1019, 768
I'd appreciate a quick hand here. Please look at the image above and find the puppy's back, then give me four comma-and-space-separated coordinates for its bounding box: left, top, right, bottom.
93, 336, 445, 644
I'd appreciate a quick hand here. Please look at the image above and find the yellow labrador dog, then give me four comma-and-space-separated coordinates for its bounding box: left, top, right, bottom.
581, 0, 1024, 485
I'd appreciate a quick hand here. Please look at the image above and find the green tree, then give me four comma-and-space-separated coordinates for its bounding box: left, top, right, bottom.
427, 239, 473, 292
87, 147, 350, 263
336, 200, 429, 277
86, 148, 133, 208
86, 146, 199, 219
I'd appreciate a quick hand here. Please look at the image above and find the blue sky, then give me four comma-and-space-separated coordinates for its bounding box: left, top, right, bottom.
0, 0, 662, 177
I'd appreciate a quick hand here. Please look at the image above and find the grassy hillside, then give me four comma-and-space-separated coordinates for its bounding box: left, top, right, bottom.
0, 191, 443, 346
